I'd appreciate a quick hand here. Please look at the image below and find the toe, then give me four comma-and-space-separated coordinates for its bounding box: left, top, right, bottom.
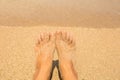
66, 33, 75, 46
68, 35, 73, 44
41, 32, 47, 42
66, 33, 71, 43
44, 32, 50, 42
71, 37, 76, 47
50, 33, 55, 42
40, 33, 44, 41
63, 31, 68, 41
36, 34, 42, 46
55, 31, 62, 40
39, 34, 42, 42
62, 31, 67, 41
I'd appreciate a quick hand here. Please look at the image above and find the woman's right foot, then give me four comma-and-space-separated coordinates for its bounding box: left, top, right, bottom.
55, 31, 78, 80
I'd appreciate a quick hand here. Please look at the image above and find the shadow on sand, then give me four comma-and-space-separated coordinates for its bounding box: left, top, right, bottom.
50, 60, 62, 80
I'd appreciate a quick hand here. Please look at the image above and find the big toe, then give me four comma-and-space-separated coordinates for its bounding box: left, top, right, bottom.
50, 33, 55, 42
55, 31, 62, 40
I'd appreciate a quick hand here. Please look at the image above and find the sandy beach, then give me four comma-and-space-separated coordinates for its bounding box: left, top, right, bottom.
0, 27, 120, 80
0, 0, 120, 80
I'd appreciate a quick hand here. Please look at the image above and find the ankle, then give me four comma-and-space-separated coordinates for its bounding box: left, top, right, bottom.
59, 61, 78, 80
59, 61, 73, 71
35, 66, 51, 80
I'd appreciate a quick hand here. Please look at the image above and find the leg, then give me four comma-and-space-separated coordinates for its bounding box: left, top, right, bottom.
33, 32, 55, 80
55, 31, 78, 80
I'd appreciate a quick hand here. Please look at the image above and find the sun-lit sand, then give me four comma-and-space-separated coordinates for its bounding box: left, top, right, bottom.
0, 0, 120, 80
0, 27, 120, 80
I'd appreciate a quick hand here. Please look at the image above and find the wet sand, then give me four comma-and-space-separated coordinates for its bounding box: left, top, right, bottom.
0, 0, 120, 27
0, 27, 120, 80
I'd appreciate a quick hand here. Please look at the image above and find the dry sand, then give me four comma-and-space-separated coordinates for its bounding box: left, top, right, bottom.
0, 27, 120, 80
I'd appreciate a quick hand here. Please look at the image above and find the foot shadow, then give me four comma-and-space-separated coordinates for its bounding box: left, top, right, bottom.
50, 60, 62, 80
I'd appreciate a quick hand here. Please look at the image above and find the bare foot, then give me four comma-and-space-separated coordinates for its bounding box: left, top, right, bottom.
34, 32, 55, 80
55, 31, 78, 80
